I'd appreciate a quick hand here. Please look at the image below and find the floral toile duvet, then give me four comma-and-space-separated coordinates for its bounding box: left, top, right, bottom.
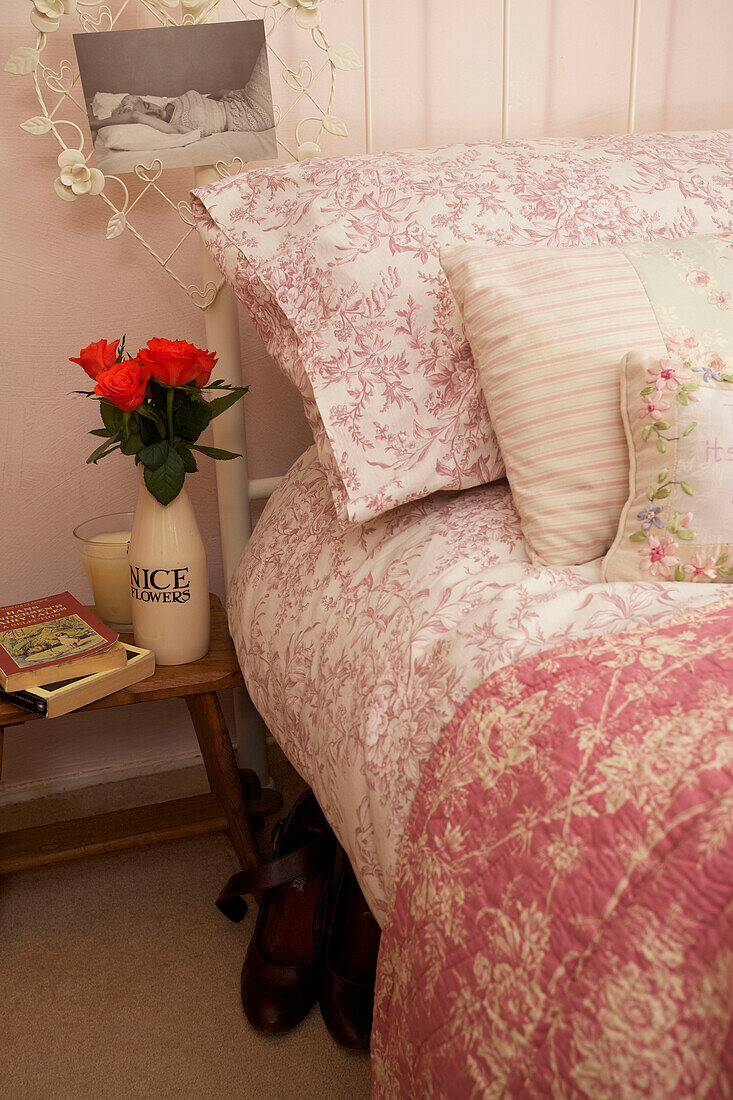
372, 599, 733, 1099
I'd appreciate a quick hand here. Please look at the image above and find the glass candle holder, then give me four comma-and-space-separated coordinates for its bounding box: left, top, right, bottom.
73, 512, 134, 632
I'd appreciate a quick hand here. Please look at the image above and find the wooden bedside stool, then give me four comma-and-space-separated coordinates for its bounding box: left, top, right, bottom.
0, 594, 278, 876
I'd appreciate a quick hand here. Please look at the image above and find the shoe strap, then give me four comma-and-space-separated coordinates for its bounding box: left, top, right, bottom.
216, 832, 333, 923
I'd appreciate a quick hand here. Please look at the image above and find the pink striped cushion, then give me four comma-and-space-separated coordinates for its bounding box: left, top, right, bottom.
440, 243, 666, 565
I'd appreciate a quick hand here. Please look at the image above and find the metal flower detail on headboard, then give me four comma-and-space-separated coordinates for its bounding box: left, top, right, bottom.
55, 147, 105, 201
282, 0, 320, 30
7, 0, 361, 309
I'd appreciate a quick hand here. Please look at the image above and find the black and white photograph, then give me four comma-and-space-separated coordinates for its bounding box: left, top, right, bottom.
73, 20, 277, 175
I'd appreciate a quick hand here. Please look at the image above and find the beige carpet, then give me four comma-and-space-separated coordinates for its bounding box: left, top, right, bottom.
0, 751, 372, 1099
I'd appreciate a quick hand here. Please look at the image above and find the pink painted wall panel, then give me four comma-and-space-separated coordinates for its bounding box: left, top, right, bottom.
1, 0, 731, 797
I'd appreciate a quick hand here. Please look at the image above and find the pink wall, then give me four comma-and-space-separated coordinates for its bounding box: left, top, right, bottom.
1, 0, 732, 800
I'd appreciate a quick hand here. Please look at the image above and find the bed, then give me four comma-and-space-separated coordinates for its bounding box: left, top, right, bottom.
225, 444, 731, 924
192, 122, 733, 1096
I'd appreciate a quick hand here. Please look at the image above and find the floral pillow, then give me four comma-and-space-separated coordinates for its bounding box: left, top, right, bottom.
192, 129, 733, 528
603, 350, 733, 584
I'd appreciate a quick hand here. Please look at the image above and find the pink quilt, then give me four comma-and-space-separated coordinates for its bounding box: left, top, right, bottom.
372, 600, 733, 1099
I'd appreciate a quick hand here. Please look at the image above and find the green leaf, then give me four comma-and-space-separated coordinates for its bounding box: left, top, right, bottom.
100, 400, 122, 435
175, 443, 198, 473
86, 433, 121, 464
677, 392, 689, 406
207, 388, 247, 420
721, 373, 733, 384
674, 564, 686, 582
139, 441, 170, 470
629, 530, 648, 543
680, 382, 699, 392
140, 415, 163, 446
646, 485, 655, 500
657, 469, 669, 482
136, 404, 165, 428
656, 486, 671, 499
683, 422, 697, 437
175, 400, 212, 442
191, 444, 241, 461
677, 528, 696, 540
642, 423, 652, 442
680, 481, 694, 496
640, 385, 655, 396
669, 512, 681, 533
656, 438, 667, 454
89, 428, 112, 438
654, 420, 670, 431
121, 433, 143, 456
143, 447, 186, 506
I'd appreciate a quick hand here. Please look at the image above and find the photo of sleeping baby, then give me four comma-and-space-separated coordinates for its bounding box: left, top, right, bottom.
73, 20, 277, 176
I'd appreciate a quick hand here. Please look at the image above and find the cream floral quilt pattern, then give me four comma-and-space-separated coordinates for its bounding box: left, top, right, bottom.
372, 599, 733, 1098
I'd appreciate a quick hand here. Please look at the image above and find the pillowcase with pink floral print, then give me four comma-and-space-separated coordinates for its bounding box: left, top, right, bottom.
192, 130, 733, 528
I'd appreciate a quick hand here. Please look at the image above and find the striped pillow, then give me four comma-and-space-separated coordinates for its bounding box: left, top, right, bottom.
440, 242, 669, 565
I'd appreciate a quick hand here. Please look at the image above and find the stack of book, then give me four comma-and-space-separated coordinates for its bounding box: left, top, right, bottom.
0, 592, 154, 718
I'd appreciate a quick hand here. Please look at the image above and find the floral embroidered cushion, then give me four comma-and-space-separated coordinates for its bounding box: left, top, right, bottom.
603, 348, 733, 584
192, 130, 733, 527
441, 231, 733, 567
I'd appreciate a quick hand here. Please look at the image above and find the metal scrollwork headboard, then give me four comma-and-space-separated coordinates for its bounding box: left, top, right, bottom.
6, 0, 361, 310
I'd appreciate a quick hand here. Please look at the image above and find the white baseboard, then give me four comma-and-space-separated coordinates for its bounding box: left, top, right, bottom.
0, 749, 206, 808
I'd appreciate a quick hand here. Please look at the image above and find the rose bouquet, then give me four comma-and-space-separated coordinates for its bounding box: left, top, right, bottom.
71, 336, 247, 505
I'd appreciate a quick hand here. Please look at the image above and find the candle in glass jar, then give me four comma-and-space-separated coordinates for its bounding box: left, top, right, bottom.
80, 531, 132, 630
74, 516, 135, 632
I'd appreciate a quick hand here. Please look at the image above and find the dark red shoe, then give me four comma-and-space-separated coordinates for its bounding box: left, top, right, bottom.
319, 855, 381, 1050
217, 789, 336, 1034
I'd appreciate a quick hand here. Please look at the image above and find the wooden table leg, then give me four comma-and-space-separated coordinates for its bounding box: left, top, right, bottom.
186, 692, 261, 871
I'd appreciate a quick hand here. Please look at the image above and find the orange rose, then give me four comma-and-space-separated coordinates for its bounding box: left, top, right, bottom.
139, 338, 218, 387
94, 357, 151, 412
70, 338, 120, 381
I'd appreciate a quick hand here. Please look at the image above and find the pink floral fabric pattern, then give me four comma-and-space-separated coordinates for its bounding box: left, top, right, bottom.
372, 600, 733, 1099
226, 446, 730, 921
193, 129, 733, 526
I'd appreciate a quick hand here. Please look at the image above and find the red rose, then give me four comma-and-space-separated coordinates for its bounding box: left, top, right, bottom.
70, 338, 120, 381
139, 338, 218, 387
94, 357, 151, 412
193, 347, 217, 387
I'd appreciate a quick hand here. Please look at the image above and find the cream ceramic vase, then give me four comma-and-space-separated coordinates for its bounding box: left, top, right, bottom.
128, 472, 210, 665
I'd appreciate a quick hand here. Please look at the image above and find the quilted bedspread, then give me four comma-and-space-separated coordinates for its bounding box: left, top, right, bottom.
372, 600, 733, 1099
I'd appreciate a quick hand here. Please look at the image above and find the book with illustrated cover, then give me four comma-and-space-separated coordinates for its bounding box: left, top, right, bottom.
0, 643, 155, 719
2, 640, 128, 693
0, 592, 118, 691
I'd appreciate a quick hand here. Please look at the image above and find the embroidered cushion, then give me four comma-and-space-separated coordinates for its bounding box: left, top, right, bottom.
603, 349, 733, 584
192, 130, 733, 527
441, 231, 733, 567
